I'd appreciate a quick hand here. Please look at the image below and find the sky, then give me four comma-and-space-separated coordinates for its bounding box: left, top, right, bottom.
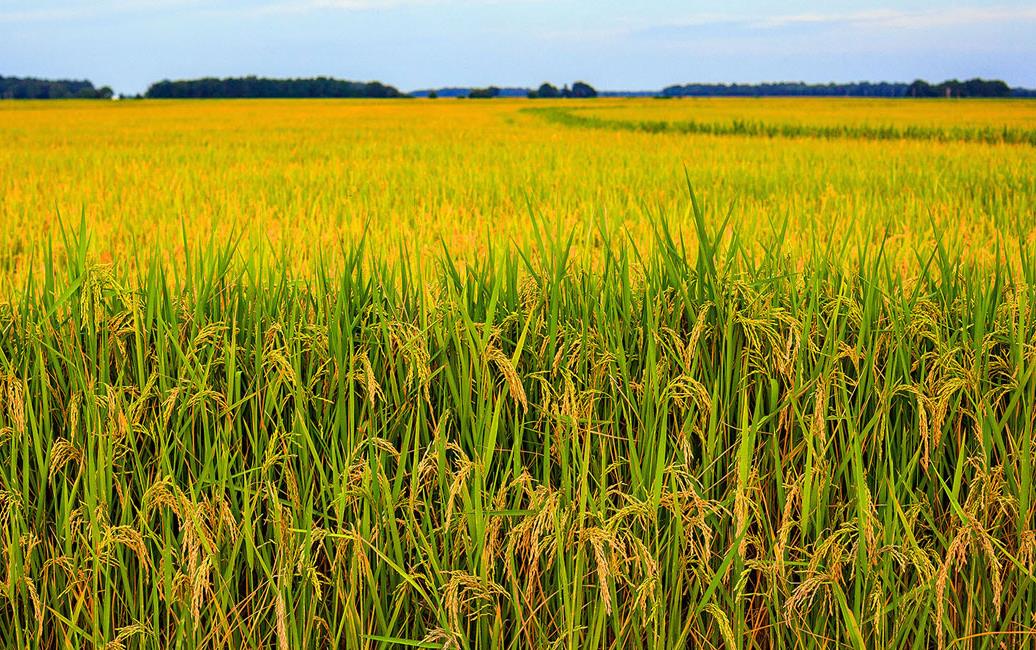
2, 1, 1034, 94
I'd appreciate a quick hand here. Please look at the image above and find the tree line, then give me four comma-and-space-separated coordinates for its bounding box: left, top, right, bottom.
527, 82, 597, 98
906, 78, 1014, 98
144, 76, 404, 98
0, 75, 113, 99
446, 82, 598, 99
662, 78, 1026, 98
3, 74, 1034, 100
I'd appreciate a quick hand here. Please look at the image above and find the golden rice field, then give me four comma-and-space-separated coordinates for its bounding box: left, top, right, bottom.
1, 99, 1034, 280
577, 97, 1036, 130
1, 98, 1035, 648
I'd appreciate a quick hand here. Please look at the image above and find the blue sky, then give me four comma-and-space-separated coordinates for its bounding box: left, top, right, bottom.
2, 1, 1034, 94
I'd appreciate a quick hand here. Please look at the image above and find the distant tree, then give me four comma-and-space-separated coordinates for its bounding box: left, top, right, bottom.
907, 80, 937, 98
428, 90, 438, 99
905, 78, 1011, 98
569, 81, 597, 98
960, 78, 1010, 97
0, 75, 108, 99
530, 82, 560, 99
467, 86, 500, 99
662, 78, 1020, 98
144, 76, 406, 99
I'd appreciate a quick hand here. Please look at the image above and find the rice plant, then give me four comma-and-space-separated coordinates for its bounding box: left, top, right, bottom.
0, 180, 1034, 648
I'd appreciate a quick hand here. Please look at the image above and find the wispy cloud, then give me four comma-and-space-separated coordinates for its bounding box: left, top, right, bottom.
636, 6, 1036, 38
245, 0, 532, 17
10, 2, 1032, 31
252, 0, 438, 14
0, 0, 205, 23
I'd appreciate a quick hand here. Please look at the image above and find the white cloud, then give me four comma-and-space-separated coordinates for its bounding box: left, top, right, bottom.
253, 0, 434, 13
0, 0, 205, 23
246, 0, 532, 16
635, 6, 1036, 37
8, 2, 1032, 29
538, 6, 1036, 46
748, 6, 1036, 30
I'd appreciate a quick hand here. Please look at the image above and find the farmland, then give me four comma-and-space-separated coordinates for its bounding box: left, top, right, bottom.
1, 98, 1035, 648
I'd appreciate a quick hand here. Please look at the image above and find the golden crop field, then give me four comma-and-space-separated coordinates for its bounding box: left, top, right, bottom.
2, 99, 1033, 281
1, 98, 1035, 649
577, 97, 1036, 130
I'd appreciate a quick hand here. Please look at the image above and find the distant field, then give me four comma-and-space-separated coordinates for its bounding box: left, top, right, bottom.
1, 99, 1033, 283
1, 98, 1035, 649
575, 97, 1036, 130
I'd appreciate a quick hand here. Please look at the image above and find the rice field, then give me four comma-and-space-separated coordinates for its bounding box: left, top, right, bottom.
566, 97, 1036, 130
1, 98, 1035, 648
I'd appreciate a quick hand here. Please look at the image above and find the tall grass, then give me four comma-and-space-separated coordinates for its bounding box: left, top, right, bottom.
1, 191, 1034, 648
